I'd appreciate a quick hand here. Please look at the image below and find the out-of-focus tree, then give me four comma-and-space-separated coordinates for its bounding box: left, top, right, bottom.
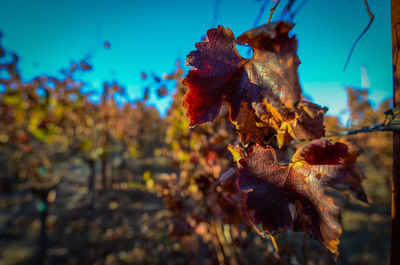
0, 38, 85, 263
0, 36, 165, 263
325, 87, 392, 203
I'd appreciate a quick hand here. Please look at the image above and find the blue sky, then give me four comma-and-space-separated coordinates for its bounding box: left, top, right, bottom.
0, 0, 393, 121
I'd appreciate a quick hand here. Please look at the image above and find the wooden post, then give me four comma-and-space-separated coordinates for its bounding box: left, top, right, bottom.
391, 0, 400, 263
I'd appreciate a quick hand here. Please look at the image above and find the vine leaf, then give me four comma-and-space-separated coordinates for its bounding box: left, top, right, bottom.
232, 102, 275, 145
238, 139, 367, 255
183, 25, 246, 126
183, 22, 327, 146
291, 139, 367, 203
236, 21, 301, 109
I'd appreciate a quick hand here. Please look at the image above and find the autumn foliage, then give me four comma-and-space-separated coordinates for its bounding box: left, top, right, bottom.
0, 13, 393, 265
181, 21, 368, 255
183, 22, 326, 148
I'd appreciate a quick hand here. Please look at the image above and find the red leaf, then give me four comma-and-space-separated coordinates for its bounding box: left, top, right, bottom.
239, 146, 298, 234
183, 25, 246, 126
291, 139, 367, 202
183, 22, 326, 145
238, 140, 367, 254
232, 102, 275, 145
236, 21, 300, 109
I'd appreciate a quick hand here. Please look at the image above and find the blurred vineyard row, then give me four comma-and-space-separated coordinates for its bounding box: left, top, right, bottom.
0, 36, 393, 265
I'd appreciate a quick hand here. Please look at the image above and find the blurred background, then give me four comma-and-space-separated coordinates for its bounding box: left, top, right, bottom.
0, 0, 393, 264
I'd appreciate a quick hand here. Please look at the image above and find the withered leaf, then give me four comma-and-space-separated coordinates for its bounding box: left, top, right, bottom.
232, 102, 275, 145
236, 21, 300, 109
227, 145, 246, 167
239, 140, 367, 254
239, 146, 301, 235
183, 22, 326, 145
291, 139, 367, 202
274, 101, 327, 147
183, 25, 246, 126
288, 102, 327, 141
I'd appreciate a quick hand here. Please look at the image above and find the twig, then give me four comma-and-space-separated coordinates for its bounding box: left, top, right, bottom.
253, 0, 271, 27
289, 122, 398, 146
343, 0, 374, 71
250, 220, 288, 265
211, 0, 222, 27
267, 0, 282, 24
267, 234, 288, 265
286, 0, 309, 21
280, 0, 295, 20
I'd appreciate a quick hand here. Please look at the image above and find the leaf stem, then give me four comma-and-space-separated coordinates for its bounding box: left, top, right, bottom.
249, 220, 288, 265
267, 234, 288, 265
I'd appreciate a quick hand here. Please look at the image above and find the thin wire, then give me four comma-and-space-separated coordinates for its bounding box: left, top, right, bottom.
289, 109, 399, 145
280, 0, 295, 20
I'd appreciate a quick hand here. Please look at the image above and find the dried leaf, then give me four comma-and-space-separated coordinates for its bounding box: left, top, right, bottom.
291, 139, 367, 202
238, 140, 367, 254
236, 21, 300, 109
232, 102, 275, 145
227, 145, 246, 167
183, 25, 246, 126
183, 22, 326, 145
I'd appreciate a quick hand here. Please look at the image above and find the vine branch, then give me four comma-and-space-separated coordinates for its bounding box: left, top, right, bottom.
267, 234, 288, 265
343, 0, 374, 71
289, 107, 400, 145
251, 220, 288, 265
286, 0, 308, 21
331, 123, 393, 136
